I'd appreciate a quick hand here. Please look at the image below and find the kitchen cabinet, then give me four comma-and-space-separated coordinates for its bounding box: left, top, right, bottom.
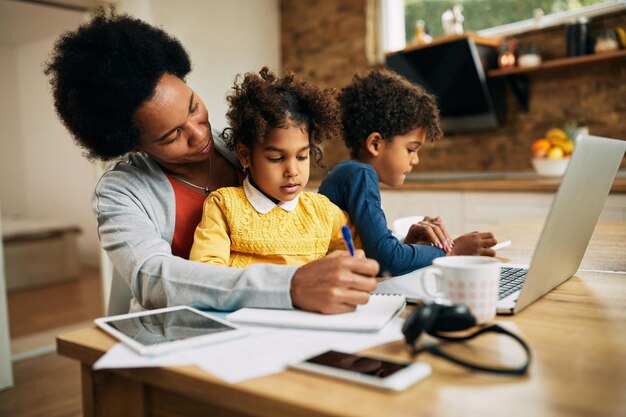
380, 191, 465, 235
381, 190, 626, 236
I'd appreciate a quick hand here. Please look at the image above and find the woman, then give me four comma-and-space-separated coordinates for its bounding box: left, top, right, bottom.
45, 11, 378, 314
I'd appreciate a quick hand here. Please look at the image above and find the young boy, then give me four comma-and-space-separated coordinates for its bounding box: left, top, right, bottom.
319, 69, 496, 276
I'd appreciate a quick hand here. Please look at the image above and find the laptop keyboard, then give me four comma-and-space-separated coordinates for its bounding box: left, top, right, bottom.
499, 267, 528, 299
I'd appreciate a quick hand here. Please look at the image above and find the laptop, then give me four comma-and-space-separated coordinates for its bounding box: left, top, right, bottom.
376, 134, 626, 315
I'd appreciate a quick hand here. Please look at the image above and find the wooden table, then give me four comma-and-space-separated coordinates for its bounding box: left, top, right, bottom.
488, 220, 626, 272
57, 221, 626, 417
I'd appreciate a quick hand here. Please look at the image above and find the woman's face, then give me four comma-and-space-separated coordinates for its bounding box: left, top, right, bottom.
134, 73, 213, 167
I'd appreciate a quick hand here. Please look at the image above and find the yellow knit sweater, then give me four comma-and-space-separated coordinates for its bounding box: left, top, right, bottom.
189, 187, 349, 267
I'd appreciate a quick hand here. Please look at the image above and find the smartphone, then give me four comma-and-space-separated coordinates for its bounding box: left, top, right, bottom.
289, 350, 431, 391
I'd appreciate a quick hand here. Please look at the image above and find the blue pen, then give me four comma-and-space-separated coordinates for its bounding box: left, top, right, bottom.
341, 225, 355, 256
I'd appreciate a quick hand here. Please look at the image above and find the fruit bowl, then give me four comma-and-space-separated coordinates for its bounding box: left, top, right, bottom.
531, 157, 570, 177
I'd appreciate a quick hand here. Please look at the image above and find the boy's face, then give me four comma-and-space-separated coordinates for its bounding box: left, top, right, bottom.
239, 123, 311, 203
372, 127, 425, 187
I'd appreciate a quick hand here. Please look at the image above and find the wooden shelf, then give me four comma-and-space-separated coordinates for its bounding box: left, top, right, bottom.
488, 49, 626, 77
386, 33, 501, 57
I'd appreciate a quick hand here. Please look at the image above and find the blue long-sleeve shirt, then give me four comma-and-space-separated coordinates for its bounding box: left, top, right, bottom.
319, 160, 445, 276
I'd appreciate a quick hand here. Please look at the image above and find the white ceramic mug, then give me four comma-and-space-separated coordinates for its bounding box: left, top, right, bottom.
420, 256, 501, 324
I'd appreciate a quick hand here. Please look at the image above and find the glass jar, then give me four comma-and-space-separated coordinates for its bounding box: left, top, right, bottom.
594, 30, 619, 53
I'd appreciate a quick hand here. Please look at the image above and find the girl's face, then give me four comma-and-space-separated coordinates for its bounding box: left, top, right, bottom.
371, 127, 425, 187
134, 73, 214, 169
238, 123, 311, 203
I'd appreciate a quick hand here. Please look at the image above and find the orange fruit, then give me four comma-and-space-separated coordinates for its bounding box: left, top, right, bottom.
531, 139, 551, 158
532, 139, 551, 152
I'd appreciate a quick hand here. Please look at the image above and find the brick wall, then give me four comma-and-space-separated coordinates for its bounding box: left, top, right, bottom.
281, 0, 372, 177
280, 1, 626, 177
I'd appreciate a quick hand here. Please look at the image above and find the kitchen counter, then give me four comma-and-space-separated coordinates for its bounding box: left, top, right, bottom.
310, 170, 626, 193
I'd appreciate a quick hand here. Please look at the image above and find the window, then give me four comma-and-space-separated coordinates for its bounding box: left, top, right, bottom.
382, 0, 622, 52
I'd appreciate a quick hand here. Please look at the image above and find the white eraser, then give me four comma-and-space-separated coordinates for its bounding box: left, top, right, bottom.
491, 240, 512, 250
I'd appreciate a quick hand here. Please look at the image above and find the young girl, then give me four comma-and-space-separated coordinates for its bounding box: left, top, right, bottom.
319, 69, 498, 276
190, 67, 349, 267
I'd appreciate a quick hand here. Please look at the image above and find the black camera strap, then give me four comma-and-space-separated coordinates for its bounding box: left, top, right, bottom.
410, 324, 532, 376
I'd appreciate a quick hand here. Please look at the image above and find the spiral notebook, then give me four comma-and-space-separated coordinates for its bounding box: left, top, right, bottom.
226, 294, 406, 332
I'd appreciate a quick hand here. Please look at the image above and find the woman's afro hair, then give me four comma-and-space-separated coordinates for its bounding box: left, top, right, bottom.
339, 68, 443, 158
45, 10, 192, 160
224, 67, 341, 168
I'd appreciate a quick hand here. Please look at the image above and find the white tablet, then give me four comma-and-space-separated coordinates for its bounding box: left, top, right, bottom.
95, 306, 248, 356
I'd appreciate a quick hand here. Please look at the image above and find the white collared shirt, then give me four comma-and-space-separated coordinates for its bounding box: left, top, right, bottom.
243, 176, 300, 214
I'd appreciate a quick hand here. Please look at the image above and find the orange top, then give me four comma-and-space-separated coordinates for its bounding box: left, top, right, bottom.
167, 169, 246, 259
167, 176, 207, 259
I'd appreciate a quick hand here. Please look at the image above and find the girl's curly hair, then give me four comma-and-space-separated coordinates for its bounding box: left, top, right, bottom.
224, 67, 341, 167
44, 10, 191, 160
339, 68, 443, 159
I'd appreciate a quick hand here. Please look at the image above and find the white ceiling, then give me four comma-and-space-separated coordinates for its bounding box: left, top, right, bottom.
0, 0, 90, 46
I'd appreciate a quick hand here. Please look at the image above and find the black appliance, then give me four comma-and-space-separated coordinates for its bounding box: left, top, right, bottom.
385, 38, 505, 134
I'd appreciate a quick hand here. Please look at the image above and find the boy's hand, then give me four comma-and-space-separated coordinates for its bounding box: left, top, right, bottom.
448, 232, 497, 257
404, 216, 454, 252
290, 250, 379, 314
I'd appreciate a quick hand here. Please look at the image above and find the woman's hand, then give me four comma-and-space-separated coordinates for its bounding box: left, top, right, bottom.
448, 232, 497, 257
290, 250, 379, 314
404, 216, 454, 252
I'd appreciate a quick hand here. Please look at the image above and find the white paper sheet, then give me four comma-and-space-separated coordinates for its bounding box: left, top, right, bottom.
93, 318, 405, 384
227, 294, 405, 331
193, 318, 405, 383
94, 343, 194, 369
93, 325, 271, 370
375, 267, 433, 302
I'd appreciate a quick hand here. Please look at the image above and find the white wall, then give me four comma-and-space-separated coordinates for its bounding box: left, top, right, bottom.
0, 2, 96, 264
120, 0, 282, 131
0, 46, 26, 213
16, 37, 100, 261
0, 0, 281, 267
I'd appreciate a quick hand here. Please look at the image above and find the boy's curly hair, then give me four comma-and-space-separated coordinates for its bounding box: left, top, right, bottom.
44, 10, 192, 160
224, 67, 341, 167
339, 68, 443, 159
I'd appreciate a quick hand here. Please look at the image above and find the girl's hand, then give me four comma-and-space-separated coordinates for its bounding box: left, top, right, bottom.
404, 216, 454, 252
448, 232, 497, 256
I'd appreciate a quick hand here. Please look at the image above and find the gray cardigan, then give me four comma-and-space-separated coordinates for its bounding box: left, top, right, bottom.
93, 132, 297, 313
